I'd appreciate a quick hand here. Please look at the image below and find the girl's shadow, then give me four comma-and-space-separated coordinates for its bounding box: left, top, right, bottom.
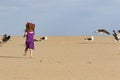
0, 56, 25, 59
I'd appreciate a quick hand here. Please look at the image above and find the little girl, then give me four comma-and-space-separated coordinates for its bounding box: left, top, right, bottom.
23, 22, 35, 58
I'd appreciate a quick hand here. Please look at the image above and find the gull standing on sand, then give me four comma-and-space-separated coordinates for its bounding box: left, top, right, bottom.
0, 34, 11, 43
84, 36, 94, 41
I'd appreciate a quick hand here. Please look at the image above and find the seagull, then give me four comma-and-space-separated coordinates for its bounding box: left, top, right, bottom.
84, 36, 94, 41
2, 34, 11, 42
112, 30, 120, 41
95, 29, 110, 35
34, 36, 48, 42
118, 30, 120, 33
40, 36, 48, 41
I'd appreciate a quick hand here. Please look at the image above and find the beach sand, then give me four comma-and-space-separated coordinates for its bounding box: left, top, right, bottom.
0, 36, 120, 80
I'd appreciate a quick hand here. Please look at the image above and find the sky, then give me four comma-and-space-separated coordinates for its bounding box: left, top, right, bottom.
0, 0, 120, 36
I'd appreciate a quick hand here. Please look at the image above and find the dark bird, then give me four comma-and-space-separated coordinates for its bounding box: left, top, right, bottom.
112, 30, 120, 41
40, 36, 48, 41
84, 36, 94, 41
95, 29, 110, 35
117, 30, 120, 33
34, 36, 48, 42
2, 34, 11, 42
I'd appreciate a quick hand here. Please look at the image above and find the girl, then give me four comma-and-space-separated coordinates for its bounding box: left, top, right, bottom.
23, 22, 35, 58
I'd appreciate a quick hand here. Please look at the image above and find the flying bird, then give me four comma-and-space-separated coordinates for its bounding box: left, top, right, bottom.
117, 30, 120, 33
34, 36, 48, 42
40, 36, 48, 41
95, 29, 110, 35
112, 30, 120, 41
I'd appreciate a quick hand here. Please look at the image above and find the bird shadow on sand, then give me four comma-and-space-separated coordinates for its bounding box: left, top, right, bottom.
0, 56, 25, 59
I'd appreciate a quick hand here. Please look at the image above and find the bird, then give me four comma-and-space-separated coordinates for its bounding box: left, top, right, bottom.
40, 36, 48, 41
2, 34, 11, 43
112, 30, 120, 41
34, 36, 48, 42
95, 29, 110, 35
84, 36, 94, 41
118, 30, 120, 33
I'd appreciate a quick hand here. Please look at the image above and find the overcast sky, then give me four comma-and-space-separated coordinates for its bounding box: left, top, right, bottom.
0, 0, 120, 36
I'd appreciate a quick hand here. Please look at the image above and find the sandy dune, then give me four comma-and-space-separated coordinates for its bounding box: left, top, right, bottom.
0, 36, 120, 80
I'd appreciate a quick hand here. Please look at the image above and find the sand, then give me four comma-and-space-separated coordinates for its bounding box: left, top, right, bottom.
0, 36, 120, 80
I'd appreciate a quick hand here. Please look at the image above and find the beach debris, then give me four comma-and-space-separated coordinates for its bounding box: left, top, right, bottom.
40, 60, 43, 62
56, 61, 62, 64
88, 61, 92, 64
95, 29, 110, 35
112, 30, 120, 41
84, 36, 94, 41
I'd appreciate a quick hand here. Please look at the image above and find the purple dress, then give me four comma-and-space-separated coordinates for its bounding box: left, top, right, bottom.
25, 32, 34, 49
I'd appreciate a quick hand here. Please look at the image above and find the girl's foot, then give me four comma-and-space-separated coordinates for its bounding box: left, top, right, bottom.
30, 56, 32, 58
23, 53, 27, 56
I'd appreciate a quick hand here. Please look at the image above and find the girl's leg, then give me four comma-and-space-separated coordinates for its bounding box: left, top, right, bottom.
29, 49, 33, 58
24, 47, 28, 56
